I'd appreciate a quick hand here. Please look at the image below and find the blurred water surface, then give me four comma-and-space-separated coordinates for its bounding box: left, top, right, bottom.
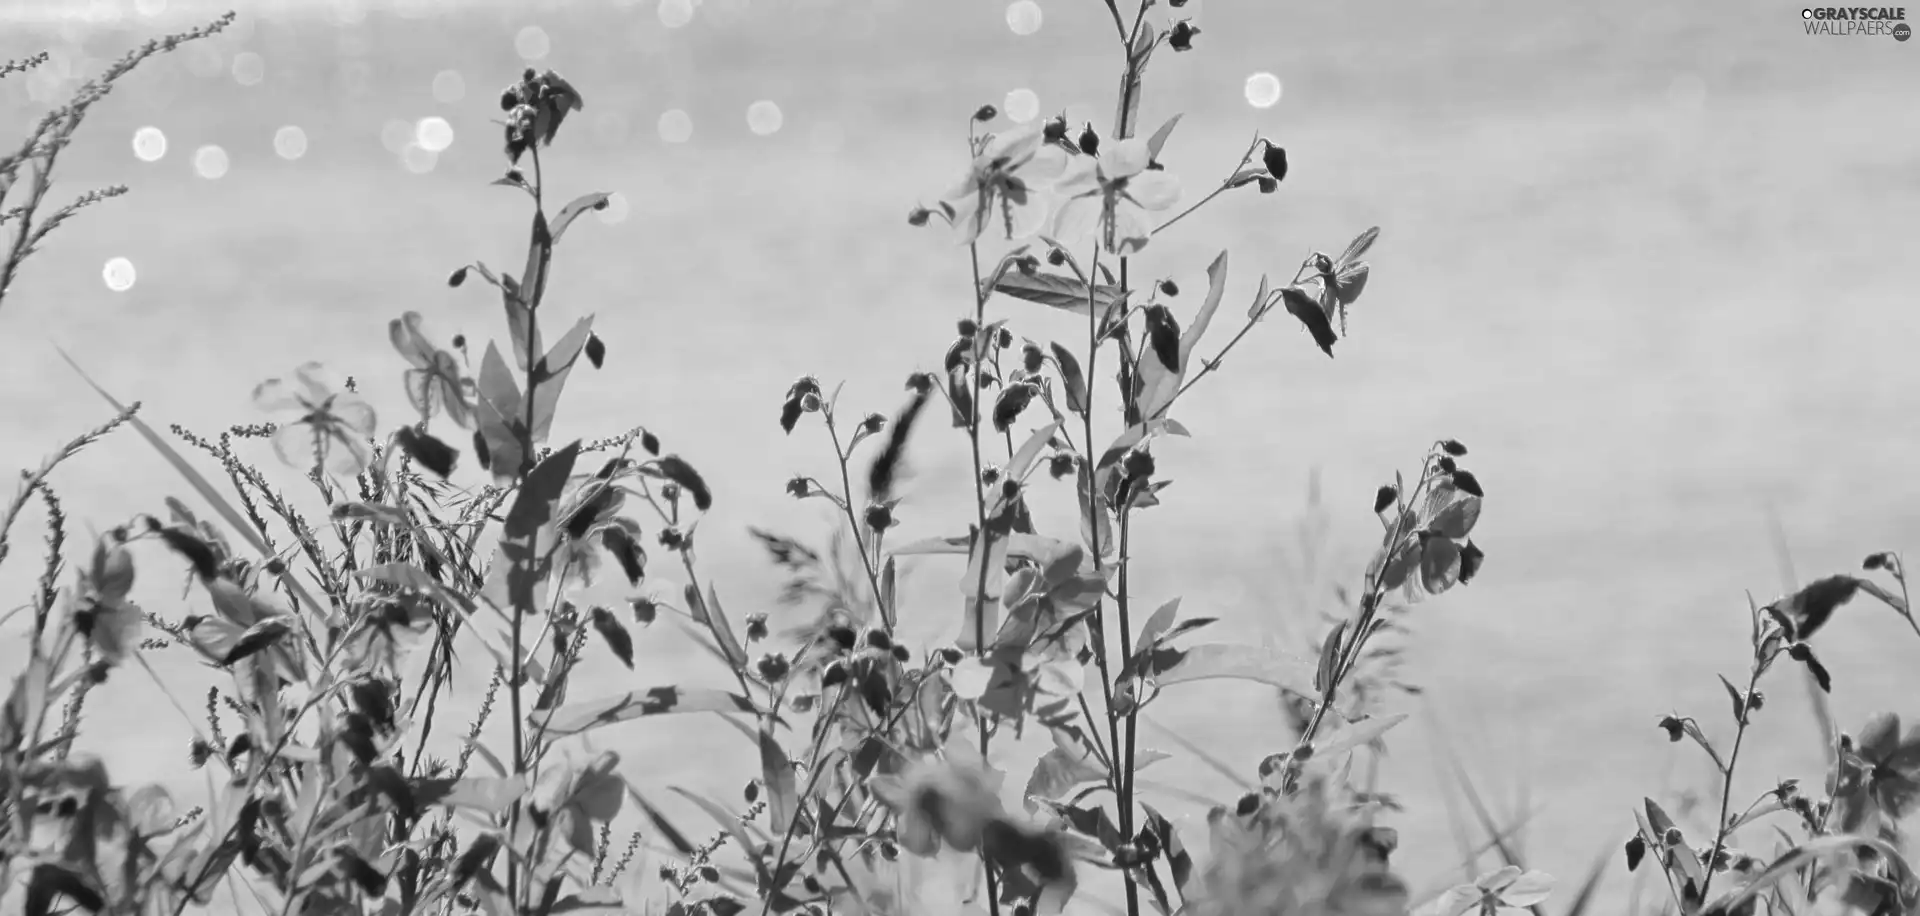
3, 0, 1919, 911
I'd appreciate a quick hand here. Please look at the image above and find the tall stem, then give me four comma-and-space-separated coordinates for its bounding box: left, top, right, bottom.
965, 243, 1004, 916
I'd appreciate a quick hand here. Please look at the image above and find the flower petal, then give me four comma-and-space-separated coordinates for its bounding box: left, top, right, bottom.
1101, 138, 1153, 179
271, 421, 325, 472
1049, 195, 1101, 244
1006, 191, 1054, 241
947, 192, 986, 246
327, 395, 379, 437
1108, 201, 1154, 257
388, 311, 437, 369
321, 426, 375, 478
982, 124, 1043, 166
1498, 871, 1556, 907
1125, 170, 1182, 212
1052, 158, 1103, 198
251, 377, 308, 413
1018, 144, 1070, 186
292, 361, 341, 404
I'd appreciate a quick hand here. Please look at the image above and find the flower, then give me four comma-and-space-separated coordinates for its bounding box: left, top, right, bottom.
251, 362, 378, 477
1832, 712, 1920, 834
1427, 866, 1555, 916
1049, 136, 1181, 256
938, 124, 1068, 246
867, 753, 1006, 857
389, 311, 476, 428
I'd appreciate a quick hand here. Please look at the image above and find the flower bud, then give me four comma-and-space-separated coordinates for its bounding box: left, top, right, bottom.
1258, 176, 1279, 194
864, 503, 895, 531
1372, 484, 1397, 514
1043, 117, 1069, 144
826, 625, 858, 651
1440, 438, 1469, 457
745, 613, 769, 642
891, 644, 911, 663
958, 318, 979, 337
1077, 124, 1101, 156
786, 475, 810, 498
756, 653, 791, 682
448, 266, 469, 287
821, 660, 849, 688
864, 629, 892, 651
861, 413, 887, 434
1159, 279, 1179, 296
908, 206, 931, 227
974, 104, 998, 122
1048, 453, 1077, 480
1262, 142, 1288, 182
1046, 247, 1067, 266
1122, 447, 1155, 480
939, 647, 964, 666
452, 333, 467, 349
1168, 20, 1200, 50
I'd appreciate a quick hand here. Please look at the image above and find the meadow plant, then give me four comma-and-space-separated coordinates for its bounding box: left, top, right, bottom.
6, 3, 1915, 916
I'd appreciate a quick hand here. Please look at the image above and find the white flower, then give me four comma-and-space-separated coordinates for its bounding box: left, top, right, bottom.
251, 362, 378, 477
938, 124, 1069, 245
1048, 137, 1181, 256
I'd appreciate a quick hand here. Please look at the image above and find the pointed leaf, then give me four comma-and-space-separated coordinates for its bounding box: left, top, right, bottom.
758, 727, 798, 834
990, 270, 1127, 316
1140, 250, 1228, 420
551, 192, 612, 244
543, 686, 755, 737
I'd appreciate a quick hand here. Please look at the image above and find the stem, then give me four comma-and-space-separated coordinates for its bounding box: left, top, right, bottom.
822, 409, 889, 623
964, 242, 1004, 916
1698, 658, 1766, 905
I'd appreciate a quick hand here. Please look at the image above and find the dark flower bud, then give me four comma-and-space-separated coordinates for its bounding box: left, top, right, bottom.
1437, 455, 1456, 473
821, 660, 849, 688
1046, 247, 1067, 266
799, 392, 822, 412
906, 372, 936, 394
1021, 343, 1045, 373
499, 88, 518, 111
891, 644, 911, 663
1048, 453, 1076, 480
1262, 142, 1288, 182
861, 413, 887, 434
1122, 447, 1154, 480
1658, 715, 1685, 742
640, 430, 660, 455
826, 625, 858, 651
982, 465, 1002, 486
657, 865, 676, 883
1077, 124, 1100, 156
505, 168, 524, 183
1451, 469, 1485, 497
1458, 540, 1484, 584
188, 738, 214, 768
522, 67, 537, 82
1235, 792, 1261, 817
1257, 176, 1279, 194
451, 333, 466, 349
958, 318, 979, 337
939, 647, 964, 665
264, 557, 287, 575
744, 780, 760, 803
448, 266, 469, 287
1863, 551, 1896, 571
756, 653, 791, 682
1159, 279, 1179, 296
1042, 117, 1068, 144
658, 527, 684, 550
997, 327, 1014, 349
1440, 439, 1468, 457
786, 475, 810, 498
802, 875, 823, 894
1663, 827, 1683, 847
974, 104, 998, 122
698, 865, 720, 883
1001, 478, 1022, 503
864, 503, 894, 531
1748, 690, 1764, 712
1169, 0, 1187, 7
908, 206, 931, 227
745, 613, 769, 642
864, 628, 892, 651
1016, 254, 1040, 275
1373, 484, 1397, 514
1168, 20, 1199, 51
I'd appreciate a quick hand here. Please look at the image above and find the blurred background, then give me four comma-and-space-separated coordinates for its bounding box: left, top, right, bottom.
3, 0, 1918, 912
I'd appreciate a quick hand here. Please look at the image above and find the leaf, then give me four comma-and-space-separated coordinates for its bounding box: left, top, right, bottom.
1025, 728, 1109, 806
1718, 673, 1748, 724
1310, 713, 1408, 761
869, 384, 930, 504
1048, 343, 1089, 414
1139, 250, 1228, 421
1006, 422, 1061, 486
990, 269, 1127, 316
1418, 537, 1462, 596
474, 344, 528, 483
501, 441, 579, 616
550, 888, 628, 915
1143, 305, 1182, 373
1427, 491, 1482, 540
24, 863, 104, 916
551, 192, 612, 244
688, 584, 748, 670
1772, 575, 1863, 641
1145, 113, 1183, 160
652, 455, 713, 511
1115, 19, 1157, 139
589, 606, 634, 669
222, 617, 292, 666
1135, 598, 1182, 653
529, 315, 595, 444
507, 212, 552, 370
1145, 643, 1316, 695
543, 686, 754, 737
1141, 804, 1194, 901
993, 382, 1038, 433
758, 727, 798, 834
1701, 835, 1909, 915
330, 500, 411, 527
1282, 285, 1338, 356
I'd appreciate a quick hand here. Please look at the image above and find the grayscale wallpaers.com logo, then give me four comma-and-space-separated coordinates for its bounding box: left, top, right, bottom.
1802, 6, 1911, 39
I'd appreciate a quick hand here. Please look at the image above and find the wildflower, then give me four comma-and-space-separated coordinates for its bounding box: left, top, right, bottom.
251, 362, 378, 477
1831, 712, 1920, 833
867, 754, 1006, 857
1263, 141, 1289, 183
1169, 19, 1201, 50
1427, 866, 1555, 916
938, 124, 1069, 245
1049, 136, 1182, 256
389, 311, 476, 428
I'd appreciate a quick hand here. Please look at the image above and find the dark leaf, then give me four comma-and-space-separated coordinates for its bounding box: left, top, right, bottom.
1774, 575, 1863, 641
1790, 644, 1832, 693
584, 332, 606, 370
590, 606, 635, 669
529, 315, 595, 443
451, 833, 501, 888
1281, 286, 1337, 356
501, 441, 580, 615
394, 427, 458, 478
332, 846, 389, 897
1625, 835, 1647, 872
222, 617, 292, 666
779, 396, 803, 435
652, 455, 712, 511
157, 526, 221, 582
1143, 305, 1182, 373
24, 863, 103, 916
1450, 469, 1485, 498
412, 775, 527, 812
758, 727, 798, 834
1458, 540, 1485, 584
1145, 114, 1183, 160
869, 384, 930, 503
1372, 485, 1397, 514
599, 526, 647, 585
993, 383, 1038, 433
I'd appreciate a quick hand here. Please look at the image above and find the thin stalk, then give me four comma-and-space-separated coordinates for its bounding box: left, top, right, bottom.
822, 409, 889, 621
964, 242, 1004, 916
1698, 658, 1767, 904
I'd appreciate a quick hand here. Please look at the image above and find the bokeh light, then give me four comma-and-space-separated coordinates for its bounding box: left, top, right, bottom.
747, 100, 784, 136
193, 145, 229, 179
132, 126, 167, 162
401, 143, 438, 175
380, 118, 411, 154
231, 51, 264, 86
1245, 72, 1283, 108
658, 109, 693, 143
515, 25, 551, 60
1005, 88, 1040, 123
1007, 0, 1043, 35
415, 117, 454, 153
659, 0, 694, 28
274, 125, 308, 160
597, 192, 630, 226
432, 69, 465, 104
102, 257, 136, 292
